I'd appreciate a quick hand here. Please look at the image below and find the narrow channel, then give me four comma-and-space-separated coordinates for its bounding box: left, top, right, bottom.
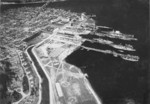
27, 46, 50, 104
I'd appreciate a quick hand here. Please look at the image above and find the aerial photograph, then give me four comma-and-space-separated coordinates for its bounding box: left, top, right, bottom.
0, 0, 149, 104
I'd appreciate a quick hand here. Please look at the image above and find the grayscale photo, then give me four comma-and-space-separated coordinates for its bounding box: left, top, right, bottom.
0, 0, 149, 104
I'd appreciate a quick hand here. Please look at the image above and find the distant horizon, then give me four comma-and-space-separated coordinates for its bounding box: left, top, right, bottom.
1, 0, 65, 4
0, 0, 66, 5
